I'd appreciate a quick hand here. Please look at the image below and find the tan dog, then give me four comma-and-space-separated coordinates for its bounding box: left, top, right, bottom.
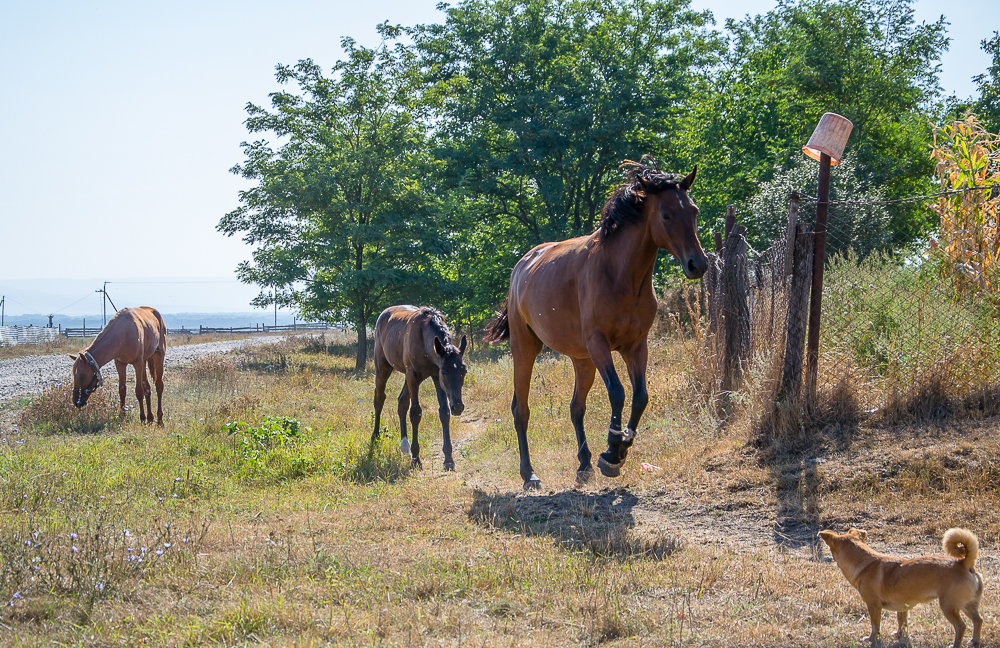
818, 528, 983, 647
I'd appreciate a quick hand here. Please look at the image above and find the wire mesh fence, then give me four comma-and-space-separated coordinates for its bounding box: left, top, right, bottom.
669, 184, 999, 438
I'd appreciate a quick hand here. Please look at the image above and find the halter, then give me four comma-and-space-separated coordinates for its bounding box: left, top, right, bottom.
73, 351, 103, 404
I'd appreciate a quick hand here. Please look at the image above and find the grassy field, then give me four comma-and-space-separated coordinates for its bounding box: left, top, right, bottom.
1, 332, 999, 646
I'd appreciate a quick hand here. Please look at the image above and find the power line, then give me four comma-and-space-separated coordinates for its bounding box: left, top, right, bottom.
802, 184, 996, 207
51, 292, 98, 314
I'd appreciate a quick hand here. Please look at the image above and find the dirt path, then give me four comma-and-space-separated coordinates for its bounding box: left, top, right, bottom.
449, 411, 1000, 565
0, 336, 288, 405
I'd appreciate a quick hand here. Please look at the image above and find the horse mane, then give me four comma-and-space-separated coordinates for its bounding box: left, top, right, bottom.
598, 159, 682, 241
420, 306, 452, 346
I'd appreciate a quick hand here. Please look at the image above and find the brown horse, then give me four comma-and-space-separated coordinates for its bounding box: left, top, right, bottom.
68, 306, 167, 425
371, 306, 468, 470
485, 162, 708, 489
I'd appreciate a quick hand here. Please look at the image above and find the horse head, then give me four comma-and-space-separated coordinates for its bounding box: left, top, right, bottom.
68, 352, 103, 407
433, 335, 468, 415
640, 166, 709, 279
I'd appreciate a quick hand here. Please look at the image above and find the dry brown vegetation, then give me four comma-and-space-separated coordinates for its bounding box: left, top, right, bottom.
0, 331, 999, 646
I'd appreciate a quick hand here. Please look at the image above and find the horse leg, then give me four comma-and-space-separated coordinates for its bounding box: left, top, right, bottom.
586, 333, 628, 478
619, 339, 650, 462
370, 355, 391, 446
142, 362, 153, 425
133, 362, 148, 423
406, 372, 423, 469
510, 323, 543, 490
570, 357, 597, 483
432, 376, 455, 471
148, 353, 165, 426
115, 360, 128, 415
396, 383, 411, 456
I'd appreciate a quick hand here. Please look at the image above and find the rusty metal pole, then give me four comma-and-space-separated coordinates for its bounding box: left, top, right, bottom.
805, 153, 831, 402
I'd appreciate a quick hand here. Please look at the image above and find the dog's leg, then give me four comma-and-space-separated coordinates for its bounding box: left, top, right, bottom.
892, 610, 907, 640
865, 601, 883, 645
940, 602, 966, 648
963, 600, 982, 647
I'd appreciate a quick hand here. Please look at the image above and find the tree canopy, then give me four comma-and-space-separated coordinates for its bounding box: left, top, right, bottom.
219, 30, 451, 369
223, 0, 996, 350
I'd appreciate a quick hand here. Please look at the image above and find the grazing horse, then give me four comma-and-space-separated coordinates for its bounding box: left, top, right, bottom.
485, 162, 709, 489
68, 306, 167, 425
371, 306, 468, 470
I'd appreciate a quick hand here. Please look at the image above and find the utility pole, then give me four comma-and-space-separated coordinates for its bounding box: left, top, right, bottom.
95, 282, 118, 327
0, 295, 4, 327
273, 286, 277, 328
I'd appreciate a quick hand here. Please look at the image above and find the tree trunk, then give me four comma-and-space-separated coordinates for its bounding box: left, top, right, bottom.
355, 320, 367, 371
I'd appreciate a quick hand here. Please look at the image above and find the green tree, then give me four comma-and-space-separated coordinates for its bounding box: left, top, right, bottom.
974, 32, 1000, 134
682, 0, 949, 247
219, 30, 449, 370
412, 0, 722, 323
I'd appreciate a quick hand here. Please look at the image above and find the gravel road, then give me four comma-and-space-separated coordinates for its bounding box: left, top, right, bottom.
0, 336, 287, 405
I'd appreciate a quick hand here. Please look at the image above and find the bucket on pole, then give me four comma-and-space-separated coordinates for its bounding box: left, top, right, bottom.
804, 112, 853, 403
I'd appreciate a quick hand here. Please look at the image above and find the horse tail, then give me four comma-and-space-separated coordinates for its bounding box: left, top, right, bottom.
483, 299, 510, 344
150, 308, 167, 352
943, 528, 979, 570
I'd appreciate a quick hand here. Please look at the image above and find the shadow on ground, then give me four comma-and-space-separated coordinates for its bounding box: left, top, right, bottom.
469, 486, 683, 560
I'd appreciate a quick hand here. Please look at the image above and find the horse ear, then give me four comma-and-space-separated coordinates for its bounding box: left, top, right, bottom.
67, 354, 78, 361
459, 335, 467, 354
681, 166, 698, 190
433, 336, 445, 356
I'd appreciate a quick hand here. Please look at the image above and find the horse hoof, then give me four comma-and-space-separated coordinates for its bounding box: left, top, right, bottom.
400, 438, 411, 455
597, 455, 621, 478
443, 461, 455, 471
523, 476, 541, 491
576, 466, 595, 484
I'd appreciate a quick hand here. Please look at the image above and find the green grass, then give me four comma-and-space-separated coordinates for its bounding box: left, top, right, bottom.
1, 332, 999, 646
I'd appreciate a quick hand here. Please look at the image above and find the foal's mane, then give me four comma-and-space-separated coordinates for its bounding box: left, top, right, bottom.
420, 306, 452, 346
598, 159, 682, 241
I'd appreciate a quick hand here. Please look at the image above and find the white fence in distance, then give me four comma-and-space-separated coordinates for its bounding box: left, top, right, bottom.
0, 326, 61, 346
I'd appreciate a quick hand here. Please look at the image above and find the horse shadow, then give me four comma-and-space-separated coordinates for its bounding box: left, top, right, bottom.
468, 487, 682, 561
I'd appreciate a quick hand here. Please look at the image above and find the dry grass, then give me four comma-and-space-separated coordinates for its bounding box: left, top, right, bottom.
1, 332, 999, 646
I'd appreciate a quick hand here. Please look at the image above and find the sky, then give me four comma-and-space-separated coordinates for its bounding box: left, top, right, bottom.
1, 0, 997, 316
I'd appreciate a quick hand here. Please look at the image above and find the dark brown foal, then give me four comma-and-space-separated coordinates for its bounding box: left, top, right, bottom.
371, 306, 468, 469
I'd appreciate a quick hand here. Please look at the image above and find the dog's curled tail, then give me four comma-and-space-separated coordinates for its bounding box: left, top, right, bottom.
943, 528, 979, 569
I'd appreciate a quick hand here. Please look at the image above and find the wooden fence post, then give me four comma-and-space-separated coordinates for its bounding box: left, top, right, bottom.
806, 155, 832, 402
785, 191, 800, 278
721, 224, 751, 394
778, 224, 814, 402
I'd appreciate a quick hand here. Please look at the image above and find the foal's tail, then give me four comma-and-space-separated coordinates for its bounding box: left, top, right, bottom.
483, 300, 510, 344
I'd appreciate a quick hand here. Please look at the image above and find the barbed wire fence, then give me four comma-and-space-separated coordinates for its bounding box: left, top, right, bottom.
672, 184, 1000, 443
